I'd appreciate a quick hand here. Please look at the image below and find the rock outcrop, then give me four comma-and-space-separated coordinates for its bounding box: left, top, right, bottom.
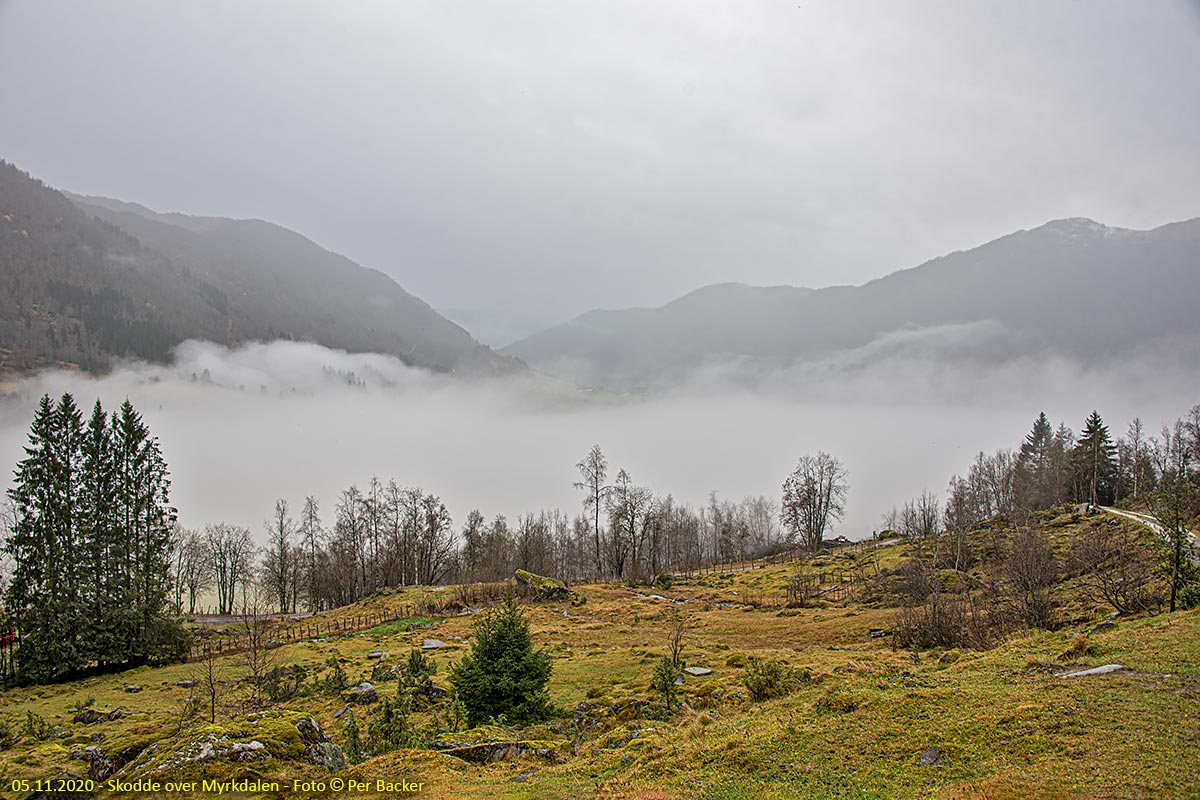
514, 569, 575, 601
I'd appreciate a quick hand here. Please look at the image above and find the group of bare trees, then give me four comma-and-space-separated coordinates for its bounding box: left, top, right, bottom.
550, 444, 791, 583
164, 456, 795, 616
170, 480, 456, 615
161, 405, 1195, 621
171, 523, 255, 615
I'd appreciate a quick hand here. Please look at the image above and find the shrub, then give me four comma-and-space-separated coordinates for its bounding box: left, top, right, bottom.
726, 653, 748, 668
23, 711, 55, 742
147, 617, 194, 663
449, 594, 552, 727
367, 692, 422, 753
1180, 581, 1200, 611
741, 657, 809, 702
650, 656, 681, 713
401, 648, 436, 696
264, 664, 308, 703
0, 717, 13, 750
313, 659, 349, 696
342, 710, 363, 764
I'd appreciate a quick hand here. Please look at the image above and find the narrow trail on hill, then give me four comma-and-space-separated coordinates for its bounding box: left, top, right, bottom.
1101, 506, 1200, 565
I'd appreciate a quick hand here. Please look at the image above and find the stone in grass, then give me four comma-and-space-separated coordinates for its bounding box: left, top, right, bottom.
683, 666, 712, 677
422, 639, 445, 650
307, 741, 347, 771
918, 747, 944, 766
124, 685, 142, 693
74, 708, 128, 725
333, 705, 349, 720
1062, 664, 1124, 678
346, 683, 378, 704
228, 741, 267, 762
1089, 620, 1117, 633
367, 649, 387, 660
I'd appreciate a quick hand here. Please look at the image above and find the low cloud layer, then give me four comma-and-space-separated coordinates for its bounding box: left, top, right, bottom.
1, 339, 1196, 544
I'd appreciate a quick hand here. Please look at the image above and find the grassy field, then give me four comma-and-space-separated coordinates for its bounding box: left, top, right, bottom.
1, 512, 1197, 799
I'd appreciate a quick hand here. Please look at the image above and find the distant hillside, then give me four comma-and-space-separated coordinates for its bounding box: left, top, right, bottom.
0, 159, 518, 377
503, 218, 1200, 389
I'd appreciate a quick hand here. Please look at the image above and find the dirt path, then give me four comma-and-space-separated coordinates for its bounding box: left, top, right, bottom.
1101, 506, 1200, 564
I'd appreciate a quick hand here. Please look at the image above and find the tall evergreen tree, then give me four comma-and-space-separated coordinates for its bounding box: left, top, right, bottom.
1016, 412, 1062, 510
4, 395, 183, 683
80, 400, 120, 666
1019, 412, 1054, 472
1073, 411, 1117, 506
4, 395, 81, 682
110, 400, 176, 660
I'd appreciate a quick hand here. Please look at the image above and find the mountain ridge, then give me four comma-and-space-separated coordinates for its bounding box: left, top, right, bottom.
0, 159, 519, 378
502, 216, 1200, 389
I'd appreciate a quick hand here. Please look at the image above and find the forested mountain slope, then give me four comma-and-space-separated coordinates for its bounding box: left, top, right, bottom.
504, 217, 1200, 389
0, 159, 517, 376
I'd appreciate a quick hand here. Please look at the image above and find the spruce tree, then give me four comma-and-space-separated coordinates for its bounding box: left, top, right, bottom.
4, 394, 183, 683
80, 400, 119, 667
1073, 411, 1117, 506
6, 396, 69, 682
1016, 412, 1060, 510
449, 595, 552, 727
110, 399, 177, 661
1019, 412, 1054, 472
52, 394, 86, 672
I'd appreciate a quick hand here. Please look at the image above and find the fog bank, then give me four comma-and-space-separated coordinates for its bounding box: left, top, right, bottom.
1, 340, 1196, 544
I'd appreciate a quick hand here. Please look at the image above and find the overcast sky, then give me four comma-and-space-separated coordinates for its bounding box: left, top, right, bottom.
2, 0, 1199, 341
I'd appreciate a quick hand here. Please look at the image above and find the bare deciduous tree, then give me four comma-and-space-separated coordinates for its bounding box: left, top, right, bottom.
781, 452, 848, 551
205, 523, 256, 616
574, 444, 612, 578
1005, 528, 1057, 629
173, 528, 211, 615
1070, 519, 1161, 614
261, 499, 296, 614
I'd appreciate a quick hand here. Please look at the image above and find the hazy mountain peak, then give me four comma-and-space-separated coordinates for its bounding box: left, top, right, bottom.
0, 160, 520, 376
503, 215, 1200, 391
1035, 216, 1133, 239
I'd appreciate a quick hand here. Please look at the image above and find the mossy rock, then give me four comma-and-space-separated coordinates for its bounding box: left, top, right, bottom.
598, 724, 658, 750
430, 726, 569, 764
115, 710, 344, 779
514, 569, 574, 601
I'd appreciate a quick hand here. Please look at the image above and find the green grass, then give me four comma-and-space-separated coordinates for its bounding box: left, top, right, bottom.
1, 514, 1197, 799
360, 617, 441, 637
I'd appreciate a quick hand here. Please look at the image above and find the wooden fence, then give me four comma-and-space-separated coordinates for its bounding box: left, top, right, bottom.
187, 603, 419, 662
670, 544, 812, 579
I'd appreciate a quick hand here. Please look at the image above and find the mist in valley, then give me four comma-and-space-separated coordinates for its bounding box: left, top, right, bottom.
2, 337, 1195, 545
